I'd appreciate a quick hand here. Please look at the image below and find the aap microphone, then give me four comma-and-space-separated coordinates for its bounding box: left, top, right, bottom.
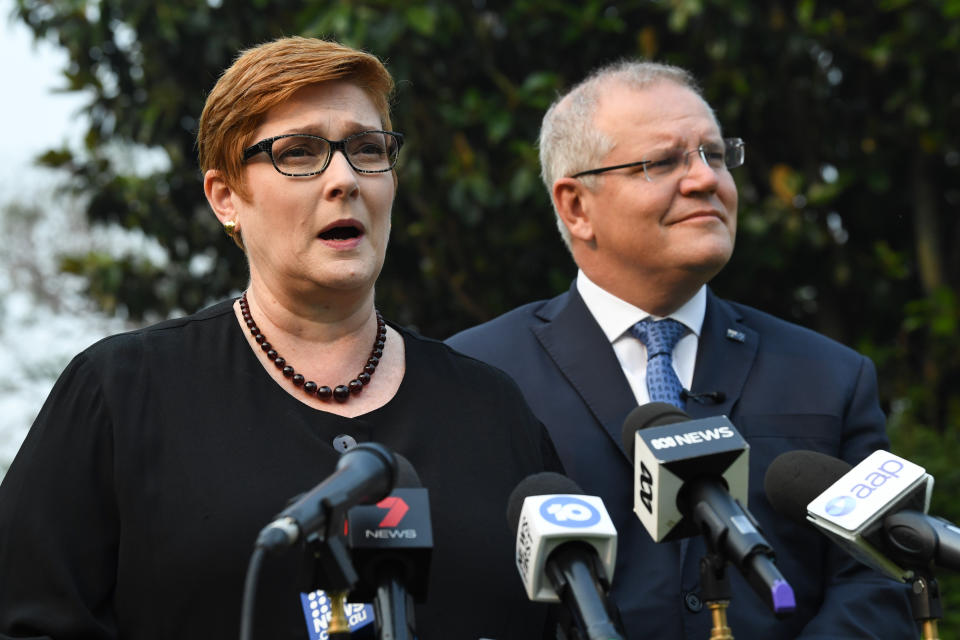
621, 403, 795, 616
257, 442, 398, 551
764, 449, 950, 580
507, 472, 625, 640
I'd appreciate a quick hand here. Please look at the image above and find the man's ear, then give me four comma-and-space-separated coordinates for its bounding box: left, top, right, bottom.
552, 177, 595, 243
203, 169, 239, 225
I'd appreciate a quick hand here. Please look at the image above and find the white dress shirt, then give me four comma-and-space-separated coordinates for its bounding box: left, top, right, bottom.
576, 269, 706, 406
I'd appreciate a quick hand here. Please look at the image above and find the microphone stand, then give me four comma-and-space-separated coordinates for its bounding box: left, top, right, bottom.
298, 514, 359, 640
327, 590, 353, 639
545, 544, 626, 640
372, 561, 416, 640
700, 551, 734, 640
909, 569, 942, 640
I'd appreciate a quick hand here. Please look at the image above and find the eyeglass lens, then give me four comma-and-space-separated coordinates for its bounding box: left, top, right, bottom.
642, 138, 744, 181
271, 132, 401, 175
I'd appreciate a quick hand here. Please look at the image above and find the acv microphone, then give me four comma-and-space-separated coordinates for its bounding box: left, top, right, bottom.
622, 403, 795, 616
763, 449, 952, 579
347, 455, 431, 640
257, 442, 398, 551
507, 472, 625, 640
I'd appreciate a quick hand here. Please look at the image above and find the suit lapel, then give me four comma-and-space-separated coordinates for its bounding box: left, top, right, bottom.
685, 291, 758, 421
529, 287, 759, 458
531, 284, 638, 462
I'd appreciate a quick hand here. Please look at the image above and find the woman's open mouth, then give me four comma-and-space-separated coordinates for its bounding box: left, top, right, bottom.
319, 226, 362, 240
317, 220, 365, 247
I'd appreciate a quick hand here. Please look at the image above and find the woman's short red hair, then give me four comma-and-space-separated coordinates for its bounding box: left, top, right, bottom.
197, 36, 394, 200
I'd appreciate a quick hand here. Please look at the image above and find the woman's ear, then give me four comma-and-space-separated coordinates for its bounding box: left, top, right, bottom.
203, 169, 238, 225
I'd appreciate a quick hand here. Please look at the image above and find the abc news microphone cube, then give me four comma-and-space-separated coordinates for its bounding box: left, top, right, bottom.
632, 415, 748, 542
806, 450, 933, 581
515, 494, 617, 602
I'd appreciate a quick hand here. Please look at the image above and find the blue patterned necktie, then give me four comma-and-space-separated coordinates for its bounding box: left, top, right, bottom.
630, 318, 687, 408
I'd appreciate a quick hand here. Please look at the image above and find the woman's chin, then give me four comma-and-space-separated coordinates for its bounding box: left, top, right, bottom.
307, 262, 382, 293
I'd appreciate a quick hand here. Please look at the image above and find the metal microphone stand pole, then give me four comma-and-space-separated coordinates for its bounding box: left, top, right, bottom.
909, 569, 941, 640
700, 552, 734, 640
372, 561, 416, 640
300, 519, 359, 640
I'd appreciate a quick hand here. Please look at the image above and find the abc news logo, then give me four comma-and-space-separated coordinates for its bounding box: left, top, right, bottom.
649, 426, 735, 450
824, 458, 906, 517
637, 426, 736, 514
639, 462, 654, 514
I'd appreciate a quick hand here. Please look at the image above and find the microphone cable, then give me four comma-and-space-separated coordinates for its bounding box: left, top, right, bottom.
239, 545, 267, 640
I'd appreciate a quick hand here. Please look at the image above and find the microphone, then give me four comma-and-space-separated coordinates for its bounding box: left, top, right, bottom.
507, 472, 625, 640
885, 511, 960, 573
621, 403, 795, 616
764, 449, 943, 580
347, 455, 432, 640
680, 389, 726, 404
257, 442, 398, 551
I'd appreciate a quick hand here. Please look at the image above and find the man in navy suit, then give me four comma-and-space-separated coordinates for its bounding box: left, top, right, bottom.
447, 61, 914, 638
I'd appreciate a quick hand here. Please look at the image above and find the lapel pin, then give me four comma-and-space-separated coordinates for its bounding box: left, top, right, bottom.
726, 328, 746, 343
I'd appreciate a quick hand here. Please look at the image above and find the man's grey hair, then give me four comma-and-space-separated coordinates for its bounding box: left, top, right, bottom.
537, 60, 706, 250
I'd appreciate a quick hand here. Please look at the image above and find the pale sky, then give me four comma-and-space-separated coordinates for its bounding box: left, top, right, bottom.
0, 0, 122, 478
1, 0, 88, 193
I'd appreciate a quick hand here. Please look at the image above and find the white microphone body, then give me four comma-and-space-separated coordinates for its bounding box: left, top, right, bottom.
804, 450, 933, 581
514, 494, 617, 602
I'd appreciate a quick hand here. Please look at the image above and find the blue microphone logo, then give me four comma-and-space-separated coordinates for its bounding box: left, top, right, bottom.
300, 590, 373, 639
825, 495, 857, 517
540, 496, 601, 528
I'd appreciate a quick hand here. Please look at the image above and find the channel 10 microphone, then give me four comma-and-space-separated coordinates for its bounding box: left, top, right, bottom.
621, 403, 795, 617
507, 472, 625, 640
257, 442, 398, 551
764, 449, 945, 581
346, 455, 431, 640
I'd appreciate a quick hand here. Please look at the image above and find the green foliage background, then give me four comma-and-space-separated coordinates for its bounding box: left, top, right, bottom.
13, 0, 960, 632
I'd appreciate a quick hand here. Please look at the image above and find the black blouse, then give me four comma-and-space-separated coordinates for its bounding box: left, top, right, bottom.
0, 299, 561, 640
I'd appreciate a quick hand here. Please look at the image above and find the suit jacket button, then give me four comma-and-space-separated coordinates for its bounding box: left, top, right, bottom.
684, 592, 703, 612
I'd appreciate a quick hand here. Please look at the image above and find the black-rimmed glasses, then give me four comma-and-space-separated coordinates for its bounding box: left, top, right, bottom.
571, 137, 745, 182
242, 130, 404, 176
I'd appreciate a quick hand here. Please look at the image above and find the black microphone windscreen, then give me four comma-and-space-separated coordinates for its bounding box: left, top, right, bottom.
506, 472, 584, 536
764, 450, 853, 524
394, 454, 422, 488
620, 402, 691, 459
338, 441, 399, 488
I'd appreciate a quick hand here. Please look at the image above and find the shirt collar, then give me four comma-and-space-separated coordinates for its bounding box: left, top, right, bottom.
576, 269, 706, 343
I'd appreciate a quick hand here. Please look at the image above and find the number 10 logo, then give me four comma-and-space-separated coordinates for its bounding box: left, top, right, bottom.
540, 496, 601, 528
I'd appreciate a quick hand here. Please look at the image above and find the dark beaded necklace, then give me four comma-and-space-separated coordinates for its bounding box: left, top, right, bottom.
239, 291, 386, 403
